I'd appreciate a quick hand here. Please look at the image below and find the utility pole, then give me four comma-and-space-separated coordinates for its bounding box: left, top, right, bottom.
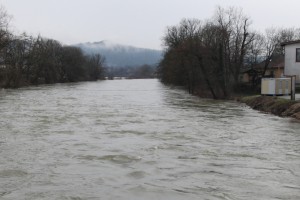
290, 75, 296, 101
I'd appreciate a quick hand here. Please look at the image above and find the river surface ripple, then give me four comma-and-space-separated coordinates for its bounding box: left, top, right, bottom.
0, 79, 299, 200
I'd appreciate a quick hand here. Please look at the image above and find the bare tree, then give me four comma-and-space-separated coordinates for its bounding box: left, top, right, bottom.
161, 18, 224, 98
3, 34, 31, 87
86, 54, 105, 80
260, 27, 300, 77
27, 36, 63, 84
260, 28, 281, 76
60, 46, 86, 82
159, 7, 257, 98
0, 5, 13, 87
0, 5, 11, 51
247, 33, 264, 67
214, 6, 255, 85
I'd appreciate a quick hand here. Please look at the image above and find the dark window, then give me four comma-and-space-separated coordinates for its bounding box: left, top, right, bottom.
297, 48, 300, 62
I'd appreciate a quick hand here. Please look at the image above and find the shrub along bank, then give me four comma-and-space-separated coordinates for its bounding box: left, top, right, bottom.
240, 95, 300, 120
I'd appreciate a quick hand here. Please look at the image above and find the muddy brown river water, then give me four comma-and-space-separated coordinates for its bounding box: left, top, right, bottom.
0, 79, 299, 199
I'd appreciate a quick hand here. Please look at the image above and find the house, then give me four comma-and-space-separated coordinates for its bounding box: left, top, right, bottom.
240, 56, 284, 84
281, 40, 300, 83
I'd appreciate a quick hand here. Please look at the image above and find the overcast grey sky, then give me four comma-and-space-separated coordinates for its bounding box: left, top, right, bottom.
1, 0, 300, 50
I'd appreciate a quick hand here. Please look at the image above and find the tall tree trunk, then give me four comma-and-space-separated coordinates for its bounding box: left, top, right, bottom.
218, 43, 228, 98
196, 55, 217, 99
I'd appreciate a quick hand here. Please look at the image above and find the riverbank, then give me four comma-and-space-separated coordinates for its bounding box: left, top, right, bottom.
239, 95, 300, 120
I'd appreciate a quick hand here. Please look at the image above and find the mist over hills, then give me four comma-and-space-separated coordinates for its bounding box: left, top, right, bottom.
74, 41, 162, 67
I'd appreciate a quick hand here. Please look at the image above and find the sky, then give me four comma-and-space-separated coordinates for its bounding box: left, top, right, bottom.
1, 0, 300, 50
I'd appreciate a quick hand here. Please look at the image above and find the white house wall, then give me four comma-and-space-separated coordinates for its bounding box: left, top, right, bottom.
284, 43, 300, 83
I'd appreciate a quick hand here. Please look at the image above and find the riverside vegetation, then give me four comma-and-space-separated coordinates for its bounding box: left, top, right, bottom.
158, 7, 300, 99
157, 6, 300, 120
0, 6, 105, 88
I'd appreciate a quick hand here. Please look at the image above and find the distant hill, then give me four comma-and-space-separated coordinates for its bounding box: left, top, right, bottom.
74, 40, 162, 67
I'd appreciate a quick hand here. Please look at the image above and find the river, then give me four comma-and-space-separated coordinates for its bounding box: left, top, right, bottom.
0, 79, 299, 200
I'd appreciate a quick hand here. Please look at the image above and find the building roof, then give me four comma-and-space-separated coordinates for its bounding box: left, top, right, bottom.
254, 56, 284, 70
241, 56, 284, 74
281, 40, 300, 46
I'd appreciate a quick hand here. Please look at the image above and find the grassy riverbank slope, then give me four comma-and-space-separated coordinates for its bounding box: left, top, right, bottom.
240, 96, 300, 120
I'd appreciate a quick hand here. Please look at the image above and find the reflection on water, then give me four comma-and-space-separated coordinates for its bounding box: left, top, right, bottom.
0, 79, 299, 200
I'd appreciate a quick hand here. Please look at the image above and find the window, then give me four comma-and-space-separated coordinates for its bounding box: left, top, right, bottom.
297, 48, 300, 62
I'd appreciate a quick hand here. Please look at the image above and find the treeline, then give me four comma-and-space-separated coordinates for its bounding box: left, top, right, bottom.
106, 64, 156, 79
0, 7, 105, 88
158, 7, 300, 99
